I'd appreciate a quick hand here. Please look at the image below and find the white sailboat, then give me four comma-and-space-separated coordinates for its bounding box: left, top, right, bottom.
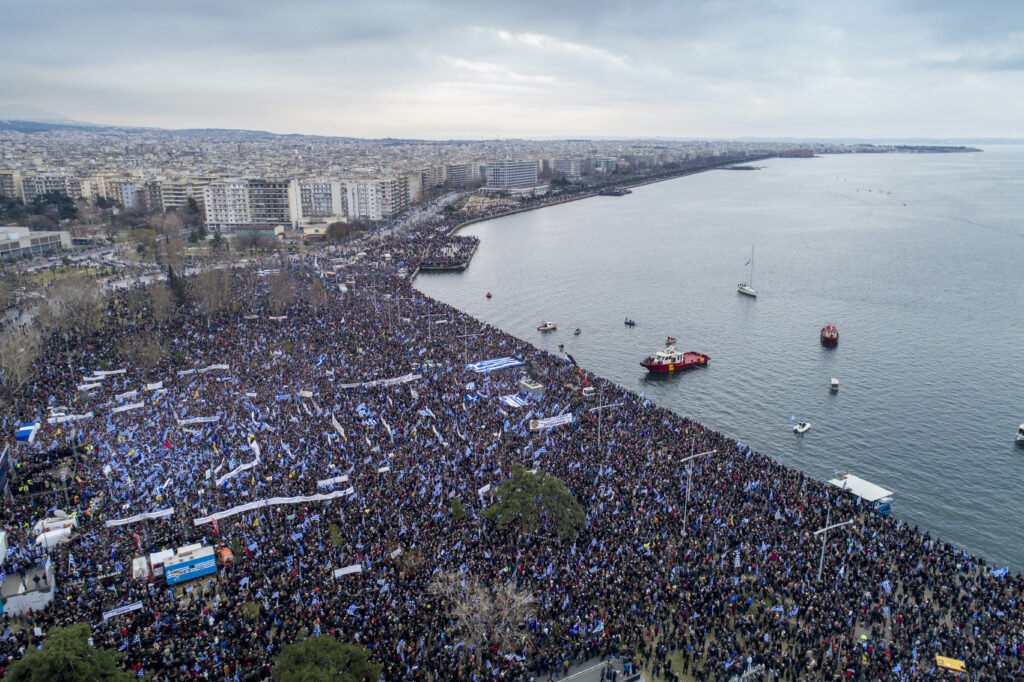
737, 245, 757, 297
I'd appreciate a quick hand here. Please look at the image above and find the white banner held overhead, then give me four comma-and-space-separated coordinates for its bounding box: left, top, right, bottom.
317, 474, 349, 488
110, 402, 145, 415
333, 564, 362, 578
198, 363, 230, 374
529, 414, 575, 431
47, 412, 93, 425
145, 381, 163, 391
102, 600, 143, 621
176, 415, 221, 426
478, 484, 491, 498
105, 507, 175, 528
193, 489, 354, 526
114, 390, 138, 402
93, 369, 127, 377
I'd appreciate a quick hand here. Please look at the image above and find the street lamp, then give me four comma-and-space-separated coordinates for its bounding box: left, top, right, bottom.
680, 445, 716, 539
587, 395, 623, 450
813, 507, 856, 582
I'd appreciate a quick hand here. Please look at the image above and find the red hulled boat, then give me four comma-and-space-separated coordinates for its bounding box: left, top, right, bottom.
820, 324, 839, 347
641, 347, 709, 372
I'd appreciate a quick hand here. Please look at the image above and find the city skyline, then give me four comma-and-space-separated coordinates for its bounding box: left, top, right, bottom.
4, 0, 1024, 140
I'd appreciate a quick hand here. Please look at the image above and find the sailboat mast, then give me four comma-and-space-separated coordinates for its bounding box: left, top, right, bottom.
750, 245, 754, 287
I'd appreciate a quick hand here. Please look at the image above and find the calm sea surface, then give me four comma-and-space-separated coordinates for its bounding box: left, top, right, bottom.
415, 148, 1024, 569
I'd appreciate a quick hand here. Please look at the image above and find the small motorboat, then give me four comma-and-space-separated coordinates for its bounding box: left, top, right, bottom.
1017, 424, 1024, 446
573, 328, 581, 335
665, 336, 676, 345
829, 378, 839, 392
538, 322, 557, 332
558, 343, 564, 351
486, 292, 492, 299
624, 318, 636, 327
793, 421, 811, 434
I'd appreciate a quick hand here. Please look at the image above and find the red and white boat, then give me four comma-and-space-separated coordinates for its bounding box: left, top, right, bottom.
820, 324, 839, 347
538, 321, 558, 332
641, 347, 709, 372
665, 336, 677, 345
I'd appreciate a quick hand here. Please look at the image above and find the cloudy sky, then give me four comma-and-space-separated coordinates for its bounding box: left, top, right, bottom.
2, 0, 1023, 139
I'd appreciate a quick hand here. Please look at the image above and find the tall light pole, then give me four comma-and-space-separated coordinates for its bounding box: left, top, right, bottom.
680, 446, 716, 538
587, 395, 622, 450
456, 323, 483, 366
813, 508, 856, 582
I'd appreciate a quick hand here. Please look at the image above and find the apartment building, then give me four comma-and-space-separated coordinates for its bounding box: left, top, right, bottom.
551, 159, 582, 180
346, 176, 409, 222
0, 170, 22, 200
247, 179, 292, 226
482, 160, 539, 189
288, 178, 346, 225
20, 172, 82, 203
203, 179, 251, 232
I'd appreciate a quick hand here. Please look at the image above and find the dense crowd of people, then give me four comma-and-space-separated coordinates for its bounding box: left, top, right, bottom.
0, 248, 1021, 682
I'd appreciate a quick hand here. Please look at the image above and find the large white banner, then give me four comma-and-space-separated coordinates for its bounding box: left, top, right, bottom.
46, 412, 93, 425
111, 402, 145, 415
193, 489, 354, 526
176, 416, 221, 426
102, 601, 143, 621
333, 564, 362, 578
336, 372, 422, 389
529, 414, 575, 431
105, 508, 174, 528
198, 363, 230, 374
317, 474, 349, 488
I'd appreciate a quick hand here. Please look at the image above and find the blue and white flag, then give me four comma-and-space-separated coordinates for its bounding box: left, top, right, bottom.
991, 566, 1009, 578
465, 357, 524, 374
500, 394, 530, 409
15, 420, 40, 443
881, 579, 892, 595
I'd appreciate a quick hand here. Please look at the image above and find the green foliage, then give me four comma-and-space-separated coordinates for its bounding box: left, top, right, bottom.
94, 196, 121, 210
328, 523, 345, 548
166, 265, 188, 305
4, 623, 134, 681
173, 350, 186, 365
241, 601, 260, 619
272, 637, 381, 682
451, 497, 464, 520
484, 463, 586, 541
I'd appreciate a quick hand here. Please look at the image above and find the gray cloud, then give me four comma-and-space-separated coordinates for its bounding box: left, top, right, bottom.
2, 0, 1022, 137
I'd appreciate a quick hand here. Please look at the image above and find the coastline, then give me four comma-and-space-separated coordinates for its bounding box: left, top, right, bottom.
410, 157, 1019, 573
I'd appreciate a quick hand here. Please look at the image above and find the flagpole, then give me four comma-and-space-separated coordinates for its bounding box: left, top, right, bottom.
813, 511, 856, 582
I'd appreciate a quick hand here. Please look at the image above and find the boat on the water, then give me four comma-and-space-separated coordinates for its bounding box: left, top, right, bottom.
821, 324, 839, 347
738, 245, 757, 297
1017, 424, 1024, 445
538, 322, 557, 332
829, 378, 839, 392
665, 336, 677, 345
573, 328, 581, 335
624, 318, 636, 327
640, 347, 709, 373
793, 421, 811, 434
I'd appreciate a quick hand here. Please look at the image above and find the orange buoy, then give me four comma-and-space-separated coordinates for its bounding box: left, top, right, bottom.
486, 292, 492, 298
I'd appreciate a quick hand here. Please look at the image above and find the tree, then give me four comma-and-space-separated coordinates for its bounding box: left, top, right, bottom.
267, 271, 296, 316
125, 332, 163, 372
38, 273, 105, 338
0, 326, 42, 406
166, 265, 188, 305
308, 279, 327, 316
4, 623, 134, 681
149, 283, 175, 325
484, 464, 585, 541
430, 572, 536, 653
194, 269, 232, 327
272, 637, 381, 682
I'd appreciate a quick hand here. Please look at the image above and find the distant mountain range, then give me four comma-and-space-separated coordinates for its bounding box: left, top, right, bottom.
0, 105, 1020, 144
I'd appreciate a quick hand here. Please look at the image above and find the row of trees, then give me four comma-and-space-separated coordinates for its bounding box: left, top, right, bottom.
3, 622, 381, 681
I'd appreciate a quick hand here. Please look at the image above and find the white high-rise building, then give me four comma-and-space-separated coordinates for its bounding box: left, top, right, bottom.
483, 160, 538, 189
203, 179, 251, 232
345, 176, 409, 222
289, 178, 346, 225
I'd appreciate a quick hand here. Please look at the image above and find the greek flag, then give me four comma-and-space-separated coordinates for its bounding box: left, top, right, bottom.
991, 566, 1009, 578
881, 579, 892, 595
465, 357, 524, 374
500, 394, 530, 409
15, 420, 40, 443
892, 662, 902, 674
